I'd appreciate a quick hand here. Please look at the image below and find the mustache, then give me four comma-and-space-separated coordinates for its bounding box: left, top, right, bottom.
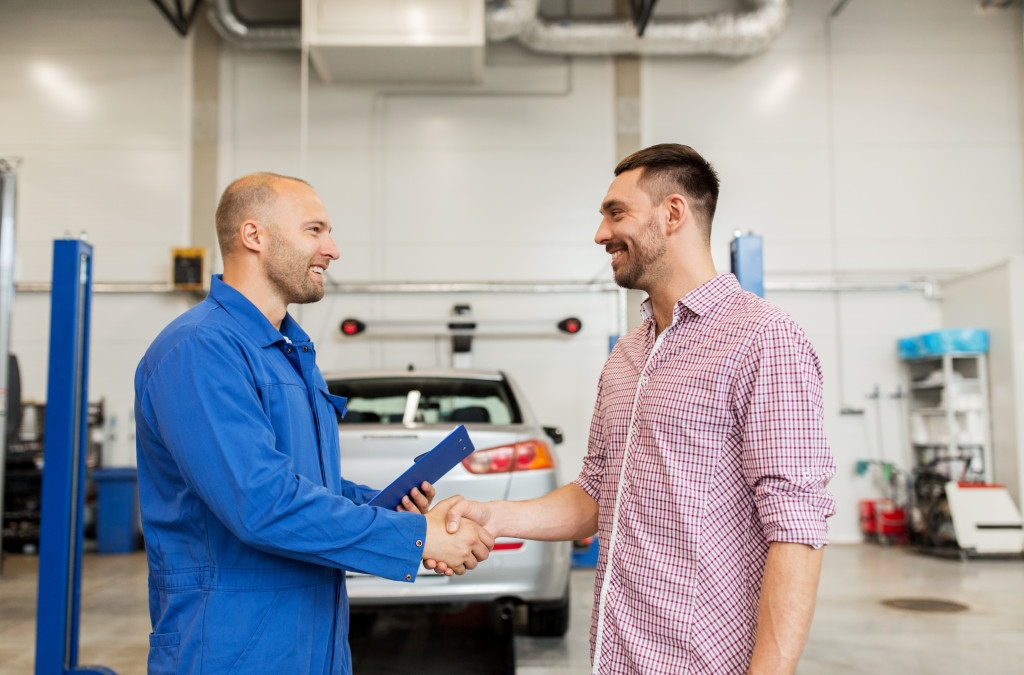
605, 242, 626, 254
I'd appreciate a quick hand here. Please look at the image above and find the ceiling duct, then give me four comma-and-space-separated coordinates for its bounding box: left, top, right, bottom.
488, 0, 791, 56
208, 0, 792, 57
207, 0, 301, 49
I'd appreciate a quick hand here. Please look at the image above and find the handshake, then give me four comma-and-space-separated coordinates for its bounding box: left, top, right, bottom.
397, 483, 495, 576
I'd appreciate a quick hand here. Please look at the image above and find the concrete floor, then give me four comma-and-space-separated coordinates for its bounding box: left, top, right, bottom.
1, 544, 1023, 674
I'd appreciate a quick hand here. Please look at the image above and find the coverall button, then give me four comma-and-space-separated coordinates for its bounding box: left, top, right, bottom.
286, 347, 292, 353
405, 574, 412, 581
416, 540, 423, 547
302, 346, 309, 352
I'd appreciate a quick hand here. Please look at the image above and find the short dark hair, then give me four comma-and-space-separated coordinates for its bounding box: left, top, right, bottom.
214, 172, 311, 257
615, 144, 720, 238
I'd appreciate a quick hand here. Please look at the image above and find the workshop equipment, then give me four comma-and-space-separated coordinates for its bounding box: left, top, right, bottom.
855, 460, 913, 545
92, 467, 140, 554
944, 481, 1024, 556
34, 239, 115, 675
337, 303, 583, 369
0, 159, 17, 570
171, 247, 206, 291
730, 231, 763, 297
910, 457, 1024, 557
894, 329, 1024, 557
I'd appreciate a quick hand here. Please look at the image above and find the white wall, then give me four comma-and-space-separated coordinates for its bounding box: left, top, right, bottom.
1, 0, 1022, 543
0, 0, 194, 465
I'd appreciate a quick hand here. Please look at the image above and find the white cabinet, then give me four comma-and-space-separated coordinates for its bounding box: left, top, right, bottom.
905, 353, 992, 483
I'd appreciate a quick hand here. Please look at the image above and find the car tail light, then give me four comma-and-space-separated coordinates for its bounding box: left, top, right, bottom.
493, 540, 524, 551
461, 439, 555, 474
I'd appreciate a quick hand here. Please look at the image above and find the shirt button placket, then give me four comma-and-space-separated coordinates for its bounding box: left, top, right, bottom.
633, 373, 649, 434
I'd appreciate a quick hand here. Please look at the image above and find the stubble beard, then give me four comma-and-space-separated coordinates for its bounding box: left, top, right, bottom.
265, 234, 325, 305
613, 214, 668, 291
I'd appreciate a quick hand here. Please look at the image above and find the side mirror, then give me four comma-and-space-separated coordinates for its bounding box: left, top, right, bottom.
543, 426, 564, 445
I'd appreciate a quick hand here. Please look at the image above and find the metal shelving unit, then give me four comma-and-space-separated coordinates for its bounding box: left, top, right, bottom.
905, 352, 992, 483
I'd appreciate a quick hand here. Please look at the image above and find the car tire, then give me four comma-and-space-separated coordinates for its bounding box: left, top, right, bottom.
525, 583, 570, 637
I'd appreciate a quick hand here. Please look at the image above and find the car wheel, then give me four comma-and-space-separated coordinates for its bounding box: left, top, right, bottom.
525, 583, 570, 637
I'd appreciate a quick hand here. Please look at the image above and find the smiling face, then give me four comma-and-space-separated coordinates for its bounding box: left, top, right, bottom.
595, 168, 670, 292
262, 180, 339, 305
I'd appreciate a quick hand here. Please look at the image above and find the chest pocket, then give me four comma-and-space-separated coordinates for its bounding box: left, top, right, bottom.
319, 389, 348, 422
256, 382, 321, 478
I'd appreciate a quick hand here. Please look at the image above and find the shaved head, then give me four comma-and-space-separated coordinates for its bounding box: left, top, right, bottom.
215, 172, 312, 257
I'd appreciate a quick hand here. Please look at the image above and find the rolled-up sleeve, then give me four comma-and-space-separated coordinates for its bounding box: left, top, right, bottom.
734, 319, 836, 546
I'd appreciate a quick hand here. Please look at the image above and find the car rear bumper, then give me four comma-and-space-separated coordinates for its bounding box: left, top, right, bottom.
346, 539, 572, 606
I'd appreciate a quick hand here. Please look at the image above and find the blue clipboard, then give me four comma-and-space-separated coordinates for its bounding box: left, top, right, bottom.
367, 425, 475, 510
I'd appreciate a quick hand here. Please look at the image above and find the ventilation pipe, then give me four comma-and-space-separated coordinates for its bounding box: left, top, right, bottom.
206, 0, 300, 49
208, 0, 792, 57
488, 0, 791, 56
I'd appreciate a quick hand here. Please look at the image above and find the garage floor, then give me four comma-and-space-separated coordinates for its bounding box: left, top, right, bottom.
1, 544, 1023, 674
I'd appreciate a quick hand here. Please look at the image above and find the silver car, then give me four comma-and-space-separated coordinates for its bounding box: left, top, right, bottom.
325, 367, 574, 636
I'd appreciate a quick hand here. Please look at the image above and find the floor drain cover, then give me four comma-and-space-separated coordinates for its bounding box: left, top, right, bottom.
881, 598, 969, 613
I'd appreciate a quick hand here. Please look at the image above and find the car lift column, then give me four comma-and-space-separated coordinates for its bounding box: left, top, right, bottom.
730, 231, 764, 297
0, 159, 18, 574
34, 238, 115, 675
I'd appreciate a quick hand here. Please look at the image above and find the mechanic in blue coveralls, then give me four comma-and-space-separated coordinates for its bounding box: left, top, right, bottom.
134, 172, 494, 674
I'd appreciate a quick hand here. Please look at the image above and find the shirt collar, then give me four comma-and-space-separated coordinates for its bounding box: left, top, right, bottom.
207, 274, 310, 347
639, 273, 746, 325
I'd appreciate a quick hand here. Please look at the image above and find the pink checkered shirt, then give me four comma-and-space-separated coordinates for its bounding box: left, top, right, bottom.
574, 274, 836, 675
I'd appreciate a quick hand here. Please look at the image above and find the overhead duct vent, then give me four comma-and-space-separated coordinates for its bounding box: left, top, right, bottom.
208, 1, 793, 63
488, 0, 791, 56
301, 0, 485, 84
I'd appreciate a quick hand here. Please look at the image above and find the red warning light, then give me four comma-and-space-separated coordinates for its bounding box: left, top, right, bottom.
557, 317, 582, 334
340, 319, 366, 336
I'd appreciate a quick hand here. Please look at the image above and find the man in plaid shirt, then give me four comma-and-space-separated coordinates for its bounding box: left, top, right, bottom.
436, 144, 836, 674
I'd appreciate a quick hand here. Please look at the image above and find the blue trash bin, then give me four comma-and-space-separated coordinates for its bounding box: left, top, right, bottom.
92, 467, 140, 554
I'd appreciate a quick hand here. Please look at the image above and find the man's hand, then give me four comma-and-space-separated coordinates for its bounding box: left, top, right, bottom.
424, 496, 497, 575
421, 496, 494, 576
396, 481, 435, 514
422, 485, 598, 574
444, 497, 495, 535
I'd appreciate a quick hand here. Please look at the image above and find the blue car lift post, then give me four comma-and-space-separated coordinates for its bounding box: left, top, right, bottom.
730, 231, 764, 298
34, 238, 115, 675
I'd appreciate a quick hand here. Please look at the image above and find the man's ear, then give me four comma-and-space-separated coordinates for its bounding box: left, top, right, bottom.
238, 220, 265, 254
664, 194, 687, 235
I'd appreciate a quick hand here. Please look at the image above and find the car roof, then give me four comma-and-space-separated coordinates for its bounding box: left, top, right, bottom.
322, 367, 505, 382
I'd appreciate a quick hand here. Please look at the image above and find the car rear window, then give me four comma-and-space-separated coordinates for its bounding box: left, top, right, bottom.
328, 377, 521, 425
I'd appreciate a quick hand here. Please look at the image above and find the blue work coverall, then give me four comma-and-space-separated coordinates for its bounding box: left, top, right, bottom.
135, 275, 426, 674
